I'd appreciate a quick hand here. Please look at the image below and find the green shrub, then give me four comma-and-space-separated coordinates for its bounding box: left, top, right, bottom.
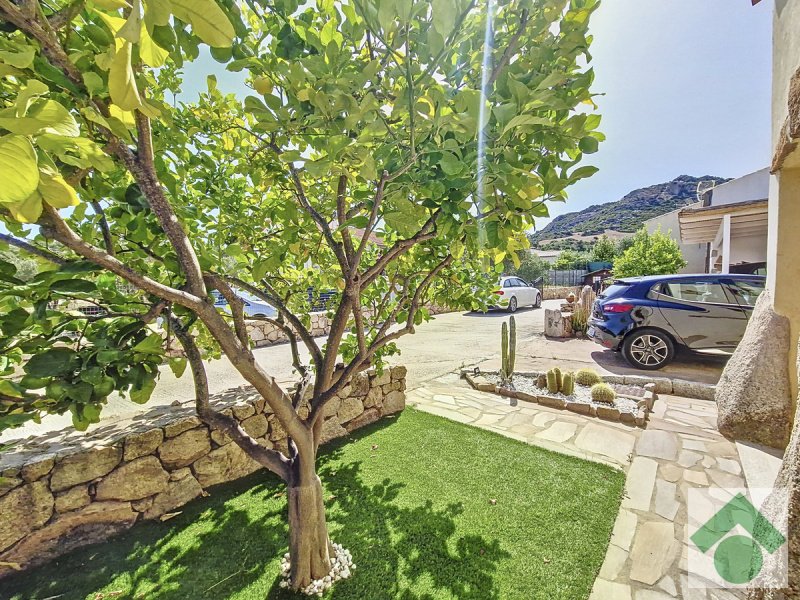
590, 383, 616, 404
575, 368, 602, 386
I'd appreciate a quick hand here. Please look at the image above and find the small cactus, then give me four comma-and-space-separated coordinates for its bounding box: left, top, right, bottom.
552, 367, 562, 391
536, 373, 547, 389
591, 382, 616, 404
499, 316, 517, 384
575, 368, 602, 387
561, 372, 575, 396
546, 369, 559, 394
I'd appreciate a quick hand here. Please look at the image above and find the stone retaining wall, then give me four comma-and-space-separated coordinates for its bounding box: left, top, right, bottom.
246, 306, 454, 347
0, 366, 407, 579
542, 286, 577, 300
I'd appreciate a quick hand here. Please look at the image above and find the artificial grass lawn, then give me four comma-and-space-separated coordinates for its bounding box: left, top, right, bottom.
4, 408, 624, 600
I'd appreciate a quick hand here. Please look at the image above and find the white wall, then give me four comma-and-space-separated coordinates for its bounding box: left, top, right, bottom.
645, 207, 708, 273
709, 168, 770, 207
730, 232, 768, 266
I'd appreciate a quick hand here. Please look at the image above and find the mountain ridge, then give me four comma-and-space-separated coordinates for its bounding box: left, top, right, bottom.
531, 174, 729, 245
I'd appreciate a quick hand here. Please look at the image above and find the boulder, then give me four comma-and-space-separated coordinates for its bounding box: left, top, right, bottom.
363, 387, 382, 408
319, 418, 348, 445
20, 457, 54, 483
381, 391, 405, 415
345, 408, 381, 432
371, 370, 391, 387
0, 501, 137, 577
192, 442, 261, 488
232, 403, 256, 421
268, 416, 287, 441
350, 374, 369, 396
716, 290, 793, 449
241, 414, 268, 439
50, 446, 122, 492
123, 428, 164, 461
544, 309, 573, 338
95, 456, 170, 501
54, 485, 91, 513
337, 397, 364, 424
390, 365, 407, 380
159, 428, 211, 469
143, 474, 203, 519
0, 481, 53, 552
163, 416, 202, 438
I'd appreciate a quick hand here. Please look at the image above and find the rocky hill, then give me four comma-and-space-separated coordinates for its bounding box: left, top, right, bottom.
530, 175, 728, 245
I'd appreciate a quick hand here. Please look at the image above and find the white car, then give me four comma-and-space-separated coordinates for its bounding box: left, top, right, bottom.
213, 289, 277, 319
493, 276, 542, 313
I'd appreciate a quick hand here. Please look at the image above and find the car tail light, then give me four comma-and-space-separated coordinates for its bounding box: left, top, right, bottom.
493, 290, 505, 296
603, 302, 634, 314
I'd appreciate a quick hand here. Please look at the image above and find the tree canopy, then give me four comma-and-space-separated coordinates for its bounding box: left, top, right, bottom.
612, 227, 686, 278
0, 0, 600, 587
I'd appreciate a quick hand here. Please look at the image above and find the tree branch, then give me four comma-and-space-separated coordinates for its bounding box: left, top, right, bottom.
0, 232, 67, 265
487, 9, 529, 88
207, 274, 249, 348
90, 200, 115, 257
169, 314, 290, 481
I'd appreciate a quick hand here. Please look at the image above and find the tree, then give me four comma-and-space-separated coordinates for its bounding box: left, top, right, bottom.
590, 234, 617, 263
0, 0, 599, 590
554, 249, 589, 270
507, 251, 549, 284
612, 227, 686, 277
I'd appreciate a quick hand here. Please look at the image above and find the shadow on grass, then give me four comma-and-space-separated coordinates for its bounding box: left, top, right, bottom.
3, 417, 509, 600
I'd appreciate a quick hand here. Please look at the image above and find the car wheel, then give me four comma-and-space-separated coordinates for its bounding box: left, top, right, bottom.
507, 296, 518, 313
534, 293, 541, 308
622, 329, 674, 370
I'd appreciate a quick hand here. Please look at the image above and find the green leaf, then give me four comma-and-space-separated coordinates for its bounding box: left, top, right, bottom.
130, 375, 157, 404
579, 136, 599, 154
39, 172, 80, 209
50, 279, 97, 293
6, 192, 43, 223
570, 165, 599, 180
170, 0, 236, 48
145, 0, 172, 26
108, 42, 142, 111
0, 135, 39, 204
15, 79, 49, 117
169, 357, 187, 378
24, 348, 78, 378
131, 333, 164, 355
0, 46, 35, 69
501, 114, 551, 136
27, 100, 80, 136
431, 0, 456, 36
439, 151, 464, 176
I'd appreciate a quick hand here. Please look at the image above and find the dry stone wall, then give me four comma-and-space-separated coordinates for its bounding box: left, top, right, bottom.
0, 366, 407, 579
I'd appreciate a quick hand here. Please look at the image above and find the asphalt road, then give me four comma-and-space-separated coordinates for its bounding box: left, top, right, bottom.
2, 300, 727, 442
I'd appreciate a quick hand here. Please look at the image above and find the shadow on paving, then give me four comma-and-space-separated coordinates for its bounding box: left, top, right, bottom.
2, 418, 510, 600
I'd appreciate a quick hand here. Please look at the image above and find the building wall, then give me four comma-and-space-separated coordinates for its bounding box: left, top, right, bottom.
645, 207, 707, 273
729, 232, 769, 267
708, 168, 770, 207
770, 0, 800, 396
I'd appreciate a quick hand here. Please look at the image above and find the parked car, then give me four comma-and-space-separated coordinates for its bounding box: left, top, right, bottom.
212, 289, 277, 319
587, 274, 766, 370
492, 276, 542, 312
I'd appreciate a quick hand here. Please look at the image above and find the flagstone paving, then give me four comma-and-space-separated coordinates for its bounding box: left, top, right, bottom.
407, 376, 751, 599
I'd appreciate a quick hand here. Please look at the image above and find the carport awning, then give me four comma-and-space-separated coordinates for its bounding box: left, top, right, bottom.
678, 199, 768, 244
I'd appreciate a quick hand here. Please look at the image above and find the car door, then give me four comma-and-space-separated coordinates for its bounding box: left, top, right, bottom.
722, 278, 766, 318
653, 279, 749, 349
513, 278, 531, 305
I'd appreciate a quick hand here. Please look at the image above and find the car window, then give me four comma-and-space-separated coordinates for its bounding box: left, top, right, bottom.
502, 279, 512, 288
513, 278, 526, 287
728, 279, 766, 307
600, 282, 630, 299
662, 281, 731, 304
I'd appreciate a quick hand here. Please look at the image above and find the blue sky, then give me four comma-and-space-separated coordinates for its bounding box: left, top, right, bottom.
177, 0, 775, 230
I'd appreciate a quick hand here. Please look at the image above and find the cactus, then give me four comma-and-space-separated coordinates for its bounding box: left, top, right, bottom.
536, 373, 547, 389
553, 367, 562, 391
575, 368, 602, 387
561, 372, 575, 396
591, 382, 616, 404
546, 369, 559, 394
499, 316, 517, 384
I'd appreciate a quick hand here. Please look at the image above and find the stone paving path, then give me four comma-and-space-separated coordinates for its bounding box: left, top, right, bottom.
407, 375, 747, 600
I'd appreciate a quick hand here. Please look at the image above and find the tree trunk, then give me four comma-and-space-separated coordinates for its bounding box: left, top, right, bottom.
287, 453, 333, 590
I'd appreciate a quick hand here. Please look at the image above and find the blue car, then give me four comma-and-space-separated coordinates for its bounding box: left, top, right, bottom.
587, 274, 766, 370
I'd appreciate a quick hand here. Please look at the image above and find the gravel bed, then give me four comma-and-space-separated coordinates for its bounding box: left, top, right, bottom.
485, 373, 639, 415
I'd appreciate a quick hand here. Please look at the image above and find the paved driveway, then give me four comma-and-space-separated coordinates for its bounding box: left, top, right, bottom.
1, 301, 727, 442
